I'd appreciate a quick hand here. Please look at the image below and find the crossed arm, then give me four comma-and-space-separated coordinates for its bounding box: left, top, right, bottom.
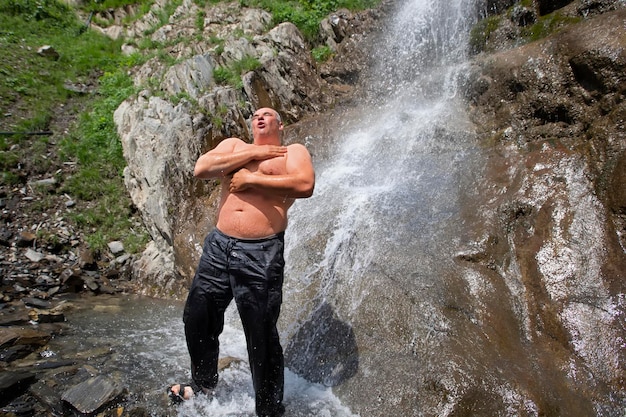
194, 138, 315, 199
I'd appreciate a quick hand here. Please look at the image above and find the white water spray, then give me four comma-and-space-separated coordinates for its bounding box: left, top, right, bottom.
284, 0, 479, 321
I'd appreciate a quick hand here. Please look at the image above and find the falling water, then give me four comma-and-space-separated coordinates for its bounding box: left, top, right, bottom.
283, 1, 625, 416
281, 0, 492, 414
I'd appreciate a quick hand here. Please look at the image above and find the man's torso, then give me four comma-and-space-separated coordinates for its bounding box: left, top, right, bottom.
216, 143, 295, 239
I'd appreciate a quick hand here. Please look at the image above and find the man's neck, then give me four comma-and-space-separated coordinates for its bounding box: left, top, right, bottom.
253, 135, 281, 146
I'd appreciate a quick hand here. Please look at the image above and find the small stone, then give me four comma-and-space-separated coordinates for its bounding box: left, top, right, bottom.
78, 248, 97, 270
60, 268, 85, 292
107, 241, 124, 255
62, 375, 125, 415
25, 248, 45, 262
30, 178, 56, 187
63, 82, 90, 94
37, 45, 60, 60
16, 232, 36, 248
47, 286, 60, 297
218, 356, 243, 371
28, 381, 65, 416
28, 308, 65, 323
22, 297, 51, 309
84, 278, 99, 292
114, 254, 131, 264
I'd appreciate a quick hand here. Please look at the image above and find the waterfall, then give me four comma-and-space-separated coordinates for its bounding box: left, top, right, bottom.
284, 0, 478, 311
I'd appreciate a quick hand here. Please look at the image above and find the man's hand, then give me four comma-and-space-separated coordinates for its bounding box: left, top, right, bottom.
254, 145, 287, 161
229, 168, 253, 193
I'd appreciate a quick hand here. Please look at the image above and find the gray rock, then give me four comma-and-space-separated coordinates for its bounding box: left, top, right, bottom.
24, 249, 45, 263
107, 241, 125, 255
0, 370, 36, 403
61, 375, 125, 414
21, 297, 51, 309
37, 45, 60, 60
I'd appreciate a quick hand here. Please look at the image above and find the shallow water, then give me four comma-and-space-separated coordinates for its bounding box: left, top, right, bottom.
48, 294, 358, 417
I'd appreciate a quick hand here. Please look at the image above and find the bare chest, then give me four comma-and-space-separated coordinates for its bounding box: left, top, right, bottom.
247, 157, 288, 175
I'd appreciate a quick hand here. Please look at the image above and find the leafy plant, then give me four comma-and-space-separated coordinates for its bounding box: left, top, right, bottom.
214, 55, 262, 88
312, 45, 333, 62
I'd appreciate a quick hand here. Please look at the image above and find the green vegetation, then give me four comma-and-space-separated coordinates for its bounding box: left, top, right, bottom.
214, 56, 262, 88
312, 45, 334, 62
0, 0, 148, 253
470, 4, 583, 54
521, 11, 581, 42
242, 0, 379, 41
86, 0, 152, 12
196, 9, 206, 31
469, 15, 500, 54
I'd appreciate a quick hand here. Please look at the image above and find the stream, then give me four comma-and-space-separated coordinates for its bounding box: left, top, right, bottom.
51, 294, 359, 416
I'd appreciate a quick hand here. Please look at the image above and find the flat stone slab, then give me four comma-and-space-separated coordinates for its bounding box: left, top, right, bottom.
0, 327, 52, 347
61, 375, 124, 414
0, 370, 36, 401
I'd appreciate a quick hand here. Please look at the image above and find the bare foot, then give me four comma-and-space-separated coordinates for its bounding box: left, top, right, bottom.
169, 384, 193, 401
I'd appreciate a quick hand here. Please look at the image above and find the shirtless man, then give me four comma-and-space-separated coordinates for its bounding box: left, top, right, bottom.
169, 108, 314, 417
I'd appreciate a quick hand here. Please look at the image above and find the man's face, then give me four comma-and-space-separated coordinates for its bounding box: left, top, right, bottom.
252, 108, 282, 137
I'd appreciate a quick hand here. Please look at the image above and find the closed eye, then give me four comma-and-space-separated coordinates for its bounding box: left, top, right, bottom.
252, 111, 273, 120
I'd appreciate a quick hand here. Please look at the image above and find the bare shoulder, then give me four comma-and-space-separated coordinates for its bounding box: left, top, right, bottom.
212, 137, 247, 152
286, 143, 314, 175
286, 143, 312, 157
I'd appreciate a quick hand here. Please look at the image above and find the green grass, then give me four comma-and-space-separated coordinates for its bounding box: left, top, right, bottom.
214, 55, 262, 88
0, 0, 148, 253
312, 45, 334, 62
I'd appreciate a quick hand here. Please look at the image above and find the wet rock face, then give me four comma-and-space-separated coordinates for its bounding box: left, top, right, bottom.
445, 6, 626, 416
464, 7, 626, 248
283, 4, 626, 417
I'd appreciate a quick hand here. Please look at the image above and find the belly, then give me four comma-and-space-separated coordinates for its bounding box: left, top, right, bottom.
216, 193, 290, 238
